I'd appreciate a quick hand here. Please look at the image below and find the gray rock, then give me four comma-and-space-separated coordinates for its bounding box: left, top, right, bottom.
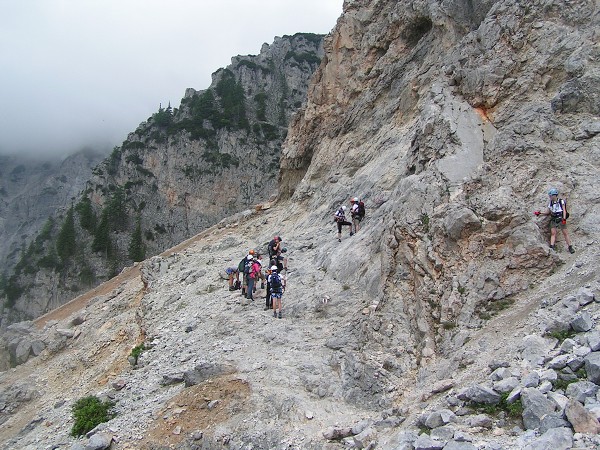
489, 367, 512, 381
584, 352, 600, 384
522, 335, 555, 367
586, 331, 600, 352
565, 381, 599, 403
493, 377, 519, 393
538, 369, 557, 383
391, 430, 419, 450
521, 388, 557, 430
425, 409, 457, 429
452, 431, 473, 442
538, 380, 553, 394
566, 355, 585, 372
183, 362, 236, 387
442, 442, 477, 450
571, 312, 594, 332
414, 434, 444, 450
506, 386, 521, 404
30, 340, 45, 357
548, 391, 569, 411
457, 385, 500, 405
465, 414, 492, 428
576, 288, 595, 306
323, 426, 353, 440
559, 338, 576, 354
85, 432, 113, 450
547, 354, 570, 370
430, 425, 455, 442
353, 427, 377, 449
14, 339, 32, 365
522, 372, 540, 388
522, 427, 573, 450
565, 399, 600, 434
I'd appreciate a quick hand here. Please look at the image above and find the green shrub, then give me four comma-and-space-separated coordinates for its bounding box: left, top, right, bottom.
70, 396, 115, 437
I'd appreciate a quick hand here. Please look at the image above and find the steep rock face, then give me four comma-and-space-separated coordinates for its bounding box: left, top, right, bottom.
89, 33, 324, 255
281, 0, 599, 360
0, 150, 105, 273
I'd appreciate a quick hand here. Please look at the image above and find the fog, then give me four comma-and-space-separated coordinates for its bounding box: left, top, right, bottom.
0, 0, 342, 157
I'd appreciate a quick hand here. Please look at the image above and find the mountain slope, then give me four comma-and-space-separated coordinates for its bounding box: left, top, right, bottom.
1, 0, 600, 449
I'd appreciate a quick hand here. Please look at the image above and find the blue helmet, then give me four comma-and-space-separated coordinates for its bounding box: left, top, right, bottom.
548, 188, 559, 196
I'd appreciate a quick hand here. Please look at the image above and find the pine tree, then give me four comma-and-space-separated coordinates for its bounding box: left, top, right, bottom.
56, 206, 76, 262
75, 197, 96, 232
128, 217, 145, 262
91, 209, 111, 257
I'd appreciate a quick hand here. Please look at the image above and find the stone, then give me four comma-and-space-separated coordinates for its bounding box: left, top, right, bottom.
559, 338, 576, 354
522, 372, 540, 388
442, 442, 477, 450
323, 427, 353, 440
413, 434, 444, 450
584, 352, 600, 384
586, 331, 600, 352
183, 362, 236, 387
548, 391, 569, 411
522, 335, 555, 367
576, 288, 595, 306
424, 409, 456, 429
352, 427, 376, 449
547, 354, 570, 370
521, 388, 558, 430
466, 414, 492, 428
429, 425, 454, 441
565, 399, 600, 434
85, 432, 113, 450
490, 367, 512, 381
522, 427, 573, 450
457, 385, 500, 405
566, 381, 599, 404
493, 377, 519, 393
571, 312, 594, 332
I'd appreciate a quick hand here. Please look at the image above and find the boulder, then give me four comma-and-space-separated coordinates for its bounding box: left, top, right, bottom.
522, 427, 573, 450
413, 434, 444, 450
584, 352, 600, 384
586, 331, 600, 352
576, 288, 595, 306
457, 385, 500, 405
521, 388, 557, 430
565, 399, 600, 434
565, 381, 599, 404
571, 312, 594, 333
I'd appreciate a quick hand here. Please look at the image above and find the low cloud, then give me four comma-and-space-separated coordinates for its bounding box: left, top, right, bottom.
0, 0, 341, 156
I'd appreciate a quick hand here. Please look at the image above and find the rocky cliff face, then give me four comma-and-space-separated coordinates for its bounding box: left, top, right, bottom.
1, 0, 600, 449
0, 150, 105, 274
1, 33, 324, 327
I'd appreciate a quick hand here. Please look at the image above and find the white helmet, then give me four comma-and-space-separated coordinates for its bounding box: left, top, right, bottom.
270, 265, 278, 271
341, 205, 347, 211
353, 197, 359, 202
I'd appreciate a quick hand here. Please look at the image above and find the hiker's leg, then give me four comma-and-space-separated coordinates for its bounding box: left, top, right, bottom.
562, 227, 572, 246
550, 227, 557, 246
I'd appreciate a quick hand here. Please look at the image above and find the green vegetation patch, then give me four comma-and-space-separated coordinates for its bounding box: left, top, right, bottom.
71, 395, 116, 437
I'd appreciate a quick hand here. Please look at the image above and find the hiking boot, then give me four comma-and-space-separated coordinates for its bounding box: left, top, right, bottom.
549, 245, 555, 251
228, 286, 236, 291
569, 245, 575, 254
350, 231, 354, 236
338, 238, 341, 242
273, 311, 277, 318
278, 312, 282, 319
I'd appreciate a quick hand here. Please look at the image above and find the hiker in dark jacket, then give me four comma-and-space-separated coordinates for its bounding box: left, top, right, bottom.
334, 205, 353, 242
534, 187, 574, 253
268, 266, 284, 318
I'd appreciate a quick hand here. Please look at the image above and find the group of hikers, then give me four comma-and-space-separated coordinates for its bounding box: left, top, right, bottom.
224, 236, 288, 318
222, 197, 366, 319
221, 188, 573, 319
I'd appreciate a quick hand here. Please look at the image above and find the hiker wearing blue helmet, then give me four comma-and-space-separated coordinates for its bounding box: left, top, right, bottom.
534, 188, 574, 253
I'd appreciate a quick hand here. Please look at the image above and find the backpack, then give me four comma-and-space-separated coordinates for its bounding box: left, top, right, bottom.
238, 258, 246, 273
357, 201, 365, 217
270, 273, 282, 291
550, 199, 569, 219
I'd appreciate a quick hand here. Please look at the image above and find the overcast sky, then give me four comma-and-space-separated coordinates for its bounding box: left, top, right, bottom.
0, 0, 342, 157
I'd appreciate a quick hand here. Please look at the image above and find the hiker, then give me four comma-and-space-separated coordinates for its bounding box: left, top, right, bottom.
255, 253, 266, 289
269, 236, 288, 272
268, 236, 280, 260
264, 266, 273, 310
333, 205, 353, 242
247, 256, 262, 301
350, 197, 365, 234
225, 267, 240, 291
534, 188, 574, 253
268, 265, 284, 318
239, 250, 255, 296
